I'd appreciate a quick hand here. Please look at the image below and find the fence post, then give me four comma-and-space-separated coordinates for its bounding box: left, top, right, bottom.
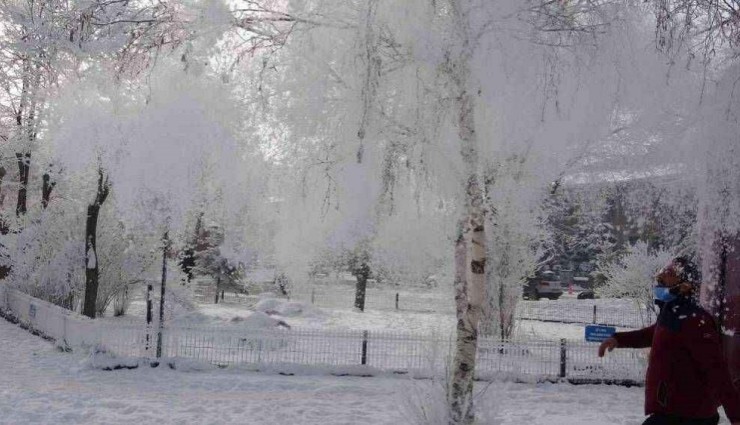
395, 293, 399, 310
593, 305, 597, 324
62, 315, 67, 348
559, 338, 567, 378
361, 330, 369, 365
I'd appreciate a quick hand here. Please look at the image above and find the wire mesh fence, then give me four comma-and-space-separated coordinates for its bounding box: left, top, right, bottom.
516, 299, 656, 329
289, 285, 653, 328
1, 286, 648, 384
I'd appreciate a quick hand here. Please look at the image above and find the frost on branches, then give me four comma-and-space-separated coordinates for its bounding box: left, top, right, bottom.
598, 241, 674, 327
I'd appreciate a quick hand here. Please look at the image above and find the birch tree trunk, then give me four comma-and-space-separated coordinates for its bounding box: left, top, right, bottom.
448, 62, 486, 425
439, 0, 488, 420
449, 137, 486, 425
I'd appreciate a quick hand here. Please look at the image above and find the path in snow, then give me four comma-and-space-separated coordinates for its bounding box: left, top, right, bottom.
1, 317, 724, 425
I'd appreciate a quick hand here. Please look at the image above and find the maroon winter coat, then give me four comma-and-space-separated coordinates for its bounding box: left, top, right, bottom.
613, 297, 740, 422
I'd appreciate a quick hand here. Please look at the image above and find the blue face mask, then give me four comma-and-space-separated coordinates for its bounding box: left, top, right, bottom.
653, 286, 677, 303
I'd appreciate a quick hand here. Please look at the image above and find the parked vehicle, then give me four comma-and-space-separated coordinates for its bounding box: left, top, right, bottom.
523, 271, 563, 300
577, 289, 597, 300
572, 276, 592, 290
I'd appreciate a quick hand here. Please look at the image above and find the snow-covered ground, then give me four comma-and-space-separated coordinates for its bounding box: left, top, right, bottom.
109, 289, 636, 342
0, 316, 682, 425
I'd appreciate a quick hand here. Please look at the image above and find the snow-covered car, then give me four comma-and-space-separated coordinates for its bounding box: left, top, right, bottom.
523, 271, 563, 300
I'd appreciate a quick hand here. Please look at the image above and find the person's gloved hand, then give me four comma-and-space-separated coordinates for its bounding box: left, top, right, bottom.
598, 337, 618, 357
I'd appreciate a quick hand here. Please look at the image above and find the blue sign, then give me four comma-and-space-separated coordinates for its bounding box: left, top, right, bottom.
585, 325, 615, 342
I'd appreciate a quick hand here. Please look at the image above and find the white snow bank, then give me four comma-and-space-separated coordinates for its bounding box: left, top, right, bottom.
83, 346, 144, 371
254, 297, 282, 312
229, 311, 290, 329
254, 297, 309, 317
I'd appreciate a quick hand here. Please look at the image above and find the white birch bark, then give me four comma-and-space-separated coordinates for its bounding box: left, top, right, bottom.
448, 87, 486, 424
444, 2, 487, 417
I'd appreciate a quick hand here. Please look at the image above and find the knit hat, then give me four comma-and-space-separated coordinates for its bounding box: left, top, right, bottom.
671, 256, 701, 286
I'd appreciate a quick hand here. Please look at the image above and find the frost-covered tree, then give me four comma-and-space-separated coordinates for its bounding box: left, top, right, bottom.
256, 1, 661, 422
481, 160, 548, 340
0, 204, 84, 308
546, 185, 615, 271
0, 191, 155, 314
629, 0, 740, 381
598, 241, 674, 326
0, 0, 183, 220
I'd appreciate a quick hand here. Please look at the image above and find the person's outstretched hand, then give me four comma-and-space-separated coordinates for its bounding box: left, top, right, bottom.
598, 337, 618, 357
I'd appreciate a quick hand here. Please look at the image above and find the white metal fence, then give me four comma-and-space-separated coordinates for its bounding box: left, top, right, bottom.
0, 285, 648, 384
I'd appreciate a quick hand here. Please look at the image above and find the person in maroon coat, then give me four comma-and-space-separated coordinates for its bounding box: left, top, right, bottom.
599, 257, 740, 425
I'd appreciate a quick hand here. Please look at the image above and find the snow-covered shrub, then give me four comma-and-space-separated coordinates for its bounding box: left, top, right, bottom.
400, 378, 451, 425
3, 197, 157, 315
95, 203, 159, 316
401, 377, 499, 425
597, 241, 674, 325
483, 164, 547, 339
3, 205, 85, 309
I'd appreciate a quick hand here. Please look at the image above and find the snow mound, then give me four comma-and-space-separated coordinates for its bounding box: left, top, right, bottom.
170, 311, 212, 326
257, 292, 280, 301
83, 345, 143, 370
254, 298, 282, 313
276, 302, 305, 317
232, 311, 290, 329
254, 297, 310, 318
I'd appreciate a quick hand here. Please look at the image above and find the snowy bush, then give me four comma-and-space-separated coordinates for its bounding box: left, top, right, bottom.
483, 169, 547, 339
95, 205, 159, 316
400, 378, 452, 425
3, 198, 157, 315
597, 241, 674, 325
3, 205, 85, 309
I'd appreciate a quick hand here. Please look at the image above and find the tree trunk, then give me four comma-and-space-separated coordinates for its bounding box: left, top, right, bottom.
145, 281, 153, 353
453, 226, 467, 320
180, 213, 202, 283
42, 172, 55, 209
0, 166, 8, 236
353, 262, 370, 311
214, 276, 220, 304
83, 203, 101, 318
355, 0, 380, 164
14, 57, 34, 218
156, 232, 169, 358
82, 169, 110, 318
0, 166, 5, 206
446, 30, 486, 420
449, 191, 486, 425
15, 153, 30, 216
